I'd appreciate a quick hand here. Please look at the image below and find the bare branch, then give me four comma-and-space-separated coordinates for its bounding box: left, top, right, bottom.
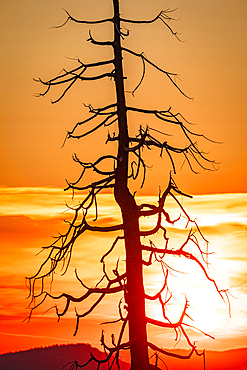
101, 235, 124, 263
148, 342, 205, 361
52, 8, 114, 29
146, 296, 189, 329
34, 59, 115, 104
122, 48, 191, 98
72, 154, 118, 176
87, 30, 114, 47
67, 103, 117, 139
120, 9, 183, 40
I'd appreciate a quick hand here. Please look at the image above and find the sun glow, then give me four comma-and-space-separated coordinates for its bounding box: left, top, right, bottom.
150, 300, 222, 336
187, 303, 222, 334
149, 289, 223, 336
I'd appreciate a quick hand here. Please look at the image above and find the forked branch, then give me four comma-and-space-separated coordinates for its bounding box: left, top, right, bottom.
120, 8, 183, 41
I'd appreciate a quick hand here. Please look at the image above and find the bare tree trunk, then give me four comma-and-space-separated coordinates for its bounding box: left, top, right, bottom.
28, 3, 228, 370
113, 1, 149, 369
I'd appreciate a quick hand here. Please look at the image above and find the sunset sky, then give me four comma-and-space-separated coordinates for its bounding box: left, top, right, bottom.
0, 0, 247, 357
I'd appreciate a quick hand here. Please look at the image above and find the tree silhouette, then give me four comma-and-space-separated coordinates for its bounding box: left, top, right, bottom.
26, 1, 230, 369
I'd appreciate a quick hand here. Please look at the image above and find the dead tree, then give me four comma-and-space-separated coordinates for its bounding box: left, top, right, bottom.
27, 1, 230, 369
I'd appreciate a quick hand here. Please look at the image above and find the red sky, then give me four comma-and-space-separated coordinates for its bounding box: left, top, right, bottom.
0, 0, 247, 356
0, 189, 247, 354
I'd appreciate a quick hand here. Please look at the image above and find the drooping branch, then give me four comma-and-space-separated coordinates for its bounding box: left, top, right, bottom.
71, 154, 118, 176
129, 56, 145, 96
142, 242, 230, 307
148, 341, 205, 362
26, 185, 124, 291
69, 113, 118, 140
87, 30, 114, 47
137, 176, 189, 238
53, 8, 114, 29
65, 103, 117, 142
26, 257, 126, 333
147, 296, 189, 329
65, 174, 115, 193
34, 58, 115, 103
125, 109, 217, 167
100, 235, 124, 263
120, 8, 183, 41
122, 48, 190, 98
145, 270, 168, 301
120, 111, 217, 175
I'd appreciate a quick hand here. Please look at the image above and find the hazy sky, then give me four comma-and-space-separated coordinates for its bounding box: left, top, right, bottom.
0, 0, 247, 194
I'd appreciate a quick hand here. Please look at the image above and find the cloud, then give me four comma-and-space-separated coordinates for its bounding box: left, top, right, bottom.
0, 315, 25, 321
0, 187, 72, 218
229, 273, 247, 293
0, 215, 41, 235
0, 331, 79, 342
0, 214, 65, 247
0, 285, 26, 290
200, 222, 247, 235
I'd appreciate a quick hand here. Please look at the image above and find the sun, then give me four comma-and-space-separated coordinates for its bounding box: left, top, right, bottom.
187, 303, 222, 334
150, 297, 222, 335
147, 286, 223, 336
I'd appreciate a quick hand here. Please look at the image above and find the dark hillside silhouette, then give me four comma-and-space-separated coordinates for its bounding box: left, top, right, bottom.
0, 344, 246, 370
159, 348, 247, 370
0, 343, 129, 370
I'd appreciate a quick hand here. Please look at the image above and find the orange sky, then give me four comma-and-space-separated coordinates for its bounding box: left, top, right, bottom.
0, 0, 247, 357
0, 0, 247, 193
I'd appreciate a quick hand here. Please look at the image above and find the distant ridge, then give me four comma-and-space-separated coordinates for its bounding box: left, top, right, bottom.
0, 343, 130, 370
160, 348, 247, 370
0, 344, 246, 370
